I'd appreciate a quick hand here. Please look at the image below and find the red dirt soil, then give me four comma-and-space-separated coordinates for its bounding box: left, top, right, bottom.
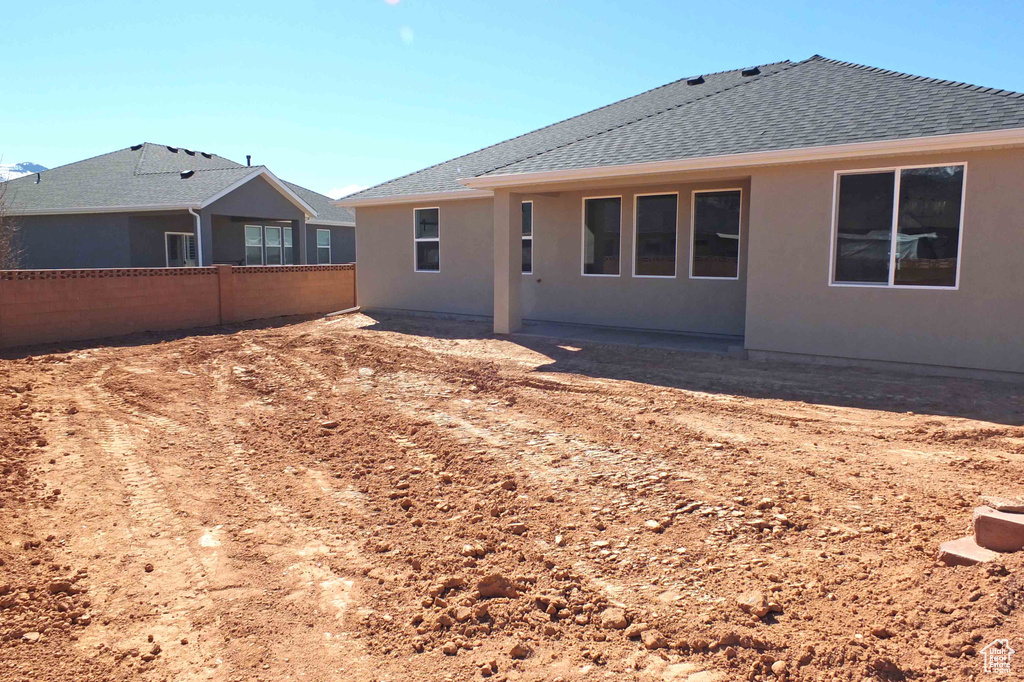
1, 311, 1022, 682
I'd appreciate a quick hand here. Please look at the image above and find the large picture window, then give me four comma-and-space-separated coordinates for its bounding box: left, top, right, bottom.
832, 164, 964, 288
634, 193, 677, 277
522, 201, 533, 274
582, 196, 621, 276
691, 189, 741, 279
414, 207, 440, 272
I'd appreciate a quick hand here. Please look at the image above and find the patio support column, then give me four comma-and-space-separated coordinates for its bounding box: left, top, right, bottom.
295, 218, 308, 264
493, 189, 522, 334
198, 209, 214, 266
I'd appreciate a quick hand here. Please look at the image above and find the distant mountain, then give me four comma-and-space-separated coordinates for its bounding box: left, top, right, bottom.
0, 162, 48, 181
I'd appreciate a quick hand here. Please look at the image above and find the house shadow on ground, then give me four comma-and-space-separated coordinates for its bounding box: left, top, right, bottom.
360, 312, 1024, 427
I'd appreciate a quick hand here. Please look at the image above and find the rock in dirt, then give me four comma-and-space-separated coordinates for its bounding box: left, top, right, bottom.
319, 420, 339, 429
737, 592, 771, 619
599, 607, 629, 629
144, 563, 154, 573
477, 573, 518, 599
22, 632, 40, 643
442, 641, 458, 656
938, 536, 998, 566
980, 495, 1024, 513
644, 520, 664, 533
509, 642, 532, 659
771, 660, 789, 677
641, 629, 668, 650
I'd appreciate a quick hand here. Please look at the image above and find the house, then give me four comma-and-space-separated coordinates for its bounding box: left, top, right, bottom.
2, 143, 355, 269
340, 55, 1024, 378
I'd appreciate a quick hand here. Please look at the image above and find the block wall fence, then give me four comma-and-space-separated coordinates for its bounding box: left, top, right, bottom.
0, 264, 355, 349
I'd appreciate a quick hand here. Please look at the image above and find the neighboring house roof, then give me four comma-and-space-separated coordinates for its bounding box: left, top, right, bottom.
1, 143, 355, 224
282, 181, 356, 225
343, 55, 1024, 203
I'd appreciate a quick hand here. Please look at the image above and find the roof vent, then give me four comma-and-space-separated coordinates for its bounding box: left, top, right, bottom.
687, 75, 705, 85
200, 152, 212, 159
741, 67, 760, 77
246, 155, 251, 167
167, 146, 179, 153
35, 173, 41, 184
130, 144, 143, 151
184, 149, 196, 156
180, 170, 195, 179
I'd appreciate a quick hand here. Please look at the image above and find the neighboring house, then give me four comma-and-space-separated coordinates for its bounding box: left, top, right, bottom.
341, 55, 1024, 377
1, 143, 355, 269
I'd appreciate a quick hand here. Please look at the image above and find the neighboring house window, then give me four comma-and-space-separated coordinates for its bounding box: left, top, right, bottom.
284, 227, 294, 264
582, 196, 621, 276
691, 189, 741, 279
414, 208, 440, 272
165, 232, 196, 267
634, 193, 678, 277
244, 225, 263, 265
832, 164, 965, 288
316, 229, 331, 264
265, 226, 283, 265
522, 201, 533, 274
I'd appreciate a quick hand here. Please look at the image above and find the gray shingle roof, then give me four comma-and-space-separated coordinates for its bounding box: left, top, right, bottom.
282, 181, 355, 224
347, 56, 1024, 201
1, 143, 354, 224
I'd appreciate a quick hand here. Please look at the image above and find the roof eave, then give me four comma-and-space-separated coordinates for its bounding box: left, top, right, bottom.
459, 127, 1024, 190
7, 204, 199, 216
307, 219, 356, 227
335, 189, 493, 208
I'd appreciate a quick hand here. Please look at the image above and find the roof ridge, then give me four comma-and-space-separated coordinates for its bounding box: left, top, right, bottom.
810, 55, 1024, 99
348, 59, 795, 199
478, 58, 809, 178
134, 164, 257, 176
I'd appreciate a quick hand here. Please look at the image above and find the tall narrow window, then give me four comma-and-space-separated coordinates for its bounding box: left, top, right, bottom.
691, 190, 741, 279
832, 164, 964, 288
244, 225, 263, 265
283, 227, 294, 264
634, 193, 677, 277
522, 201, 533, 274
265, 226, 283, 265
583, 197, 621, 276
316, 229, 331, 264
414, 207, 440, 272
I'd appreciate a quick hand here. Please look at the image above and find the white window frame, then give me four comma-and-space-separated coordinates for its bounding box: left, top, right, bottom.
522, 200, 534, 275
316, 228, 332, 265
283, 226, 293, 265
265, 225, 284, 265
581, 195, 622, 277
689, 187, 743, 281
244, 224, 264, 265
632, 191, 679, 279
413, 206, 441, 273
164, 231, 196, 267
828, 162, 967, 290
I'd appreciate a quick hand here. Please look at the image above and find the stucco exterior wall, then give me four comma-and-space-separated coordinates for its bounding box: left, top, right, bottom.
16, 214, 132, 269
307, 225, 356, 264
745, 148, 1024, 374
522, 180, 748, 335
355, 199, 494, 315
128, 212, 194, 267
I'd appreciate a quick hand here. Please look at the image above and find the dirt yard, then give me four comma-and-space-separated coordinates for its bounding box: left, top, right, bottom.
1, 312, 1022, 682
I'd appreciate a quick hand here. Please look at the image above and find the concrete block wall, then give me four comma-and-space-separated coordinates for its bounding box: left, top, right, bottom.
0, 264, 356, 349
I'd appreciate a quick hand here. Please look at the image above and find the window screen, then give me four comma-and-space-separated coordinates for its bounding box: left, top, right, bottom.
265, 226, 282, 265
635, 194, 677, 276
833, 172, 895, 284
583, 197, 621, 275
692, 190, 741, 278
414, 208, 440, 271
245, 225, 263, 265
522, 202, 533, 274
316, 229, 331, 265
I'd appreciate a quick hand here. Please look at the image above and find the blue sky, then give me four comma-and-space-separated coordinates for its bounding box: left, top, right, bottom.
4, 0, 1024, 198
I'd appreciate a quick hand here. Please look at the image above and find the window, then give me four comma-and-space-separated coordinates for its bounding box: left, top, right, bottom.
691, 189, 741, 279
244, 225, 263, 265
414, 207, 440, 272
832, 164, 965, 288
522, 201, 533, 274
265, 226, 283, 265
284, 227, 294, 264
634, 193, 678, 277
165, 232, 196, 267
582, 196, 621, 276
316, 229, 331, 264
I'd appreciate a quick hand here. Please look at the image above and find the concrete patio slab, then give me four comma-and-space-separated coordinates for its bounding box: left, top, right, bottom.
514, 321, 746, 357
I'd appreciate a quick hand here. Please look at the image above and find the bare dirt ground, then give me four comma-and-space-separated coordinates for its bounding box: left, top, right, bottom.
2, 312, 1023, 682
